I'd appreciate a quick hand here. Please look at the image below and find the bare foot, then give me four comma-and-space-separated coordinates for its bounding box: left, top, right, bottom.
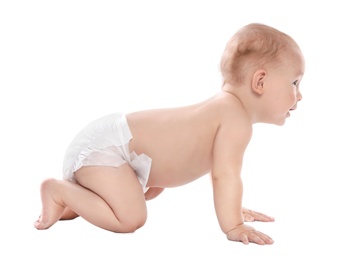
34, 178, 65, 230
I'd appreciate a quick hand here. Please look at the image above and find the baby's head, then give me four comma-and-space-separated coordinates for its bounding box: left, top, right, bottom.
220, 23, 302, 87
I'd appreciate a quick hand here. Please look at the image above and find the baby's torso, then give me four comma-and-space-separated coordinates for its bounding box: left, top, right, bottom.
126, 93, 232, 188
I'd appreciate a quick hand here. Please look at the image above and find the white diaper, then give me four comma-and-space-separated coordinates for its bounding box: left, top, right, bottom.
62, 113, 152, 192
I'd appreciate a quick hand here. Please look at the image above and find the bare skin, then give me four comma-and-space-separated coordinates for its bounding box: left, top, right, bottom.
34, 89, 296, 244
35, 178, 274, 232
35, 164, 147, 232
35, 24, 304, 245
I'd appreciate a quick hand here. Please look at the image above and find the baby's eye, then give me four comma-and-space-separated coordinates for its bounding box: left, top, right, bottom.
292, 80, 298, 86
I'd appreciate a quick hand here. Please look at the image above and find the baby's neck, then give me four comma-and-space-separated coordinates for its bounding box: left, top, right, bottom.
221, 87, 258, 124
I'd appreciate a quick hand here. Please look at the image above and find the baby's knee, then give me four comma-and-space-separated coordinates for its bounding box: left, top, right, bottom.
118, 213, 147, 233
115, 212, 147, 233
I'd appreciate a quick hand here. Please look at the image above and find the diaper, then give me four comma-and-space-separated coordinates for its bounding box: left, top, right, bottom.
62, 113, 152, 192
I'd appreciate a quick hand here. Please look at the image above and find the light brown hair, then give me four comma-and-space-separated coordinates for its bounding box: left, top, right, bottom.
220, 23, 299, 86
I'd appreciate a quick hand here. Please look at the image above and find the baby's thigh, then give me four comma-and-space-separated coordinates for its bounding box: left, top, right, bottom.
75, 164, 147, 226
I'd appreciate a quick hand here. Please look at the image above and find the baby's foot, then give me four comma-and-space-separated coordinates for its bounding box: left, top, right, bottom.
34, 178, 65, 230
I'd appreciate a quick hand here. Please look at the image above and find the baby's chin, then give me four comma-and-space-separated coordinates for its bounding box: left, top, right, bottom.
258, 114, 289, 126
267, 118, 288, 126
275, 121, 286, 126
275, 113, 292, 126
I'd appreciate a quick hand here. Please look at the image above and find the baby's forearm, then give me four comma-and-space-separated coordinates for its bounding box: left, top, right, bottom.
212, 174, 244, 234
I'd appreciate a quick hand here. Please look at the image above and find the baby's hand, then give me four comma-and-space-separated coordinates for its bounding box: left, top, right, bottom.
226, 224, 274, 245
242, 207, 275, 222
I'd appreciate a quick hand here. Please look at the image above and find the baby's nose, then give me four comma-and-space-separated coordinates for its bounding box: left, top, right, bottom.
297, 90, 303, 101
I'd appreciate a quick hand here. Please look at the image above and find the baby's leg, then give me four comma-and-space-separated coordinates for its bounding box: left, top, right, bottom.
73, 164, 147, 232
60, 207, 79, 220
34, 164, 147, 232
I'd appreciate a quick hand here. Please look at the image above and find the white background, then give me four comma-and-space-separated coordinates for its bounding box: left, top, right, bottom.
1, 0, 343, 259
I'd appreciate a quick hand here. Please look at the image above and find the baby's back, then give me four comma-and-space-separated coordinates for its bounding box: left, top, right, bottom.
126, 92, 234, 187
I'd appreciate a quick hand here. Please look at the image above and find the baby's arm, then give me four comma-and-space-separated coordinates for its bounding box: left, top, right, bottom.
211, 120, 273, 245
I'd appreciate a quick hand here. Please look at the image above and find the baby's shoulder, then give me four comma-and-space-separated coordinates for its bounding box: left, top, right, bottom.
206, 92, 249, 122
208, 93, 252, 146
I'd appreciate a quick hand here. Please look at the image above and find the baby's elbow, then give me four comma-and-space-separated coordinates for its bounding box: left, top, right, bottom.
211, 169, 241, 183
144, 187, 165, 200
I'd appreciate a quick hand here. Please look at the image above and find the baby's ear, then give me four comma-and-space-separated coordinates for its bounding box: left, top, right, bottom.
251, 69, 266, 95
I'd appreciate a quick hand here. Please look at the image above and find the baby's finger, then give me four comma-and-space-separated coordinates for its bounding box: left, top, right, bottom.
250, 234, 265, 245
240, 234, 249, 245
243, 214, 254, 222
251, 211, 275, 222
256, 231, 274, 245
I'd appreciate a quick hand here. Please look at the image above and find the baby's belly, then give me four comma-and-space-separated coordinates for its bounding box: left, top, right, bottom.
146, 161, 211, 188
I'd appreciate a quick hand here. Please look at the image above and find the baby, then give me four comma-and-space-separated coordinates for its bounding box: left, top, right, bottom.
34, 23, 304, 245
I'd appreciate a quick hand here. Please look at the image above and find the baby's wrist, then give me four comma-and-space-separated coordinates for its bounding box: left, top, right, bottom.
225, 222, 244, 236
